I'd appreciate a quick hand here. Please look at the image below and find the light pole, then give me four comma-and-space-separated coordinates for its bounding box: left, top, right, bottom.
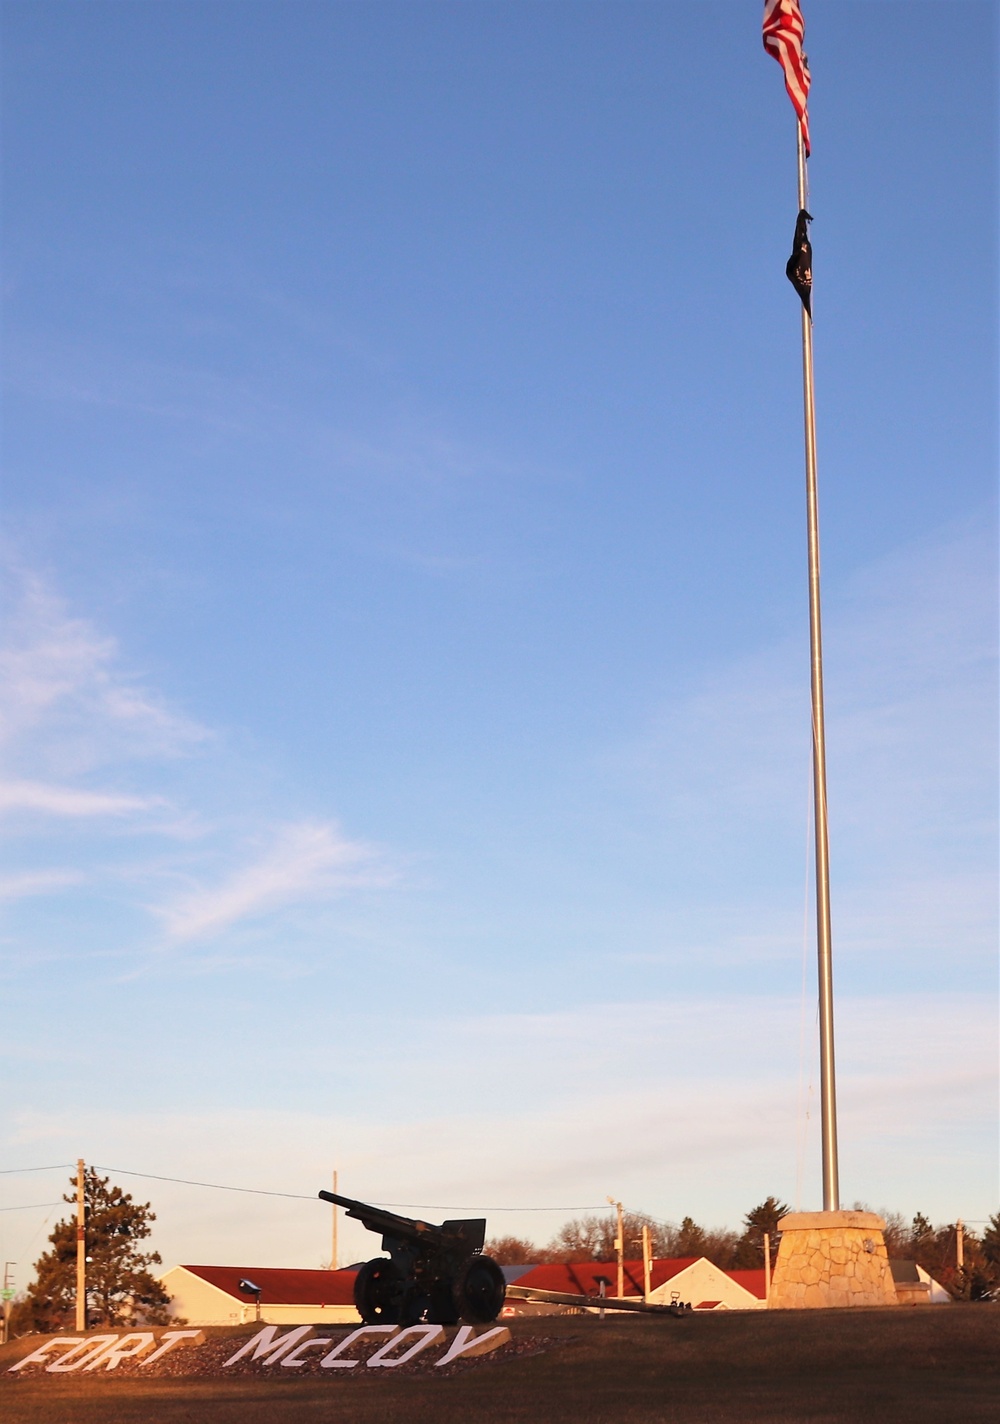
1, 1262, 15, 1345
75, 1160, 86, 1332
607, 1198, 624, 1299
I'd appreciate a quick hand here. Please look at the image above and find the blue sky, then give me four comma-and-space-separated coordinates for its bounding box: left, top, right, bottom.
1, 1, 996, 1277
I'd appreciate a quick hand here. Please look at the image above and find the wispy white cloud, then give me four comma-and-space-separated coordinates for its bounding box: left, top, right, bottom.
0, 563, 198, 845
157, 820, 395, 943
0, 779, 158, 819
0, 559, 398, 941
0, 868, 85, 902
0, 561, 207, 768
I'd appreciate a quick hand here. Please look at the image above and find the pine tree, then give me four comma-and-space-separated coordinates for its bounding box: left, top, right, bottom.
974, 1212, 1000, 1301
12, 1168, 170, 1332
674, 1216, 707, 1257
981, 1212, 1000, 1273
910, 1211, 935, 1255
731, 1196, 790, 1269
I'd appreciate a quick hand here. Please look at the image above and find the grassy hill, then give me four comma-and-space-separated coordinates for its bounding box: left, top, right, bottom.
2, 1306, 998, 1422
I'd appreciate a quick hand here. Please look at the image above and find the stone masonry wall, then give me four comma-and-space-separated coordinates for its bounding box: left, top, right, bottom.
768, 1211, 897, 1309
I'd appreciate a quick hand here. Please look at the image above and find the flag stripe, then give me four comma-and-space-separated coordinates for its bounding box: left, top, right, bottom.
763, 0, 811, 155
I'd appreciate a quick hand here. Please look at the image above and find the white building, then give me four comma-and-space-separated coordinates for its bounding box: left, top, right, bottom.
502, 1256, 767, 1313
161, 1264, 361, 1327
646, 1258, 767, 1310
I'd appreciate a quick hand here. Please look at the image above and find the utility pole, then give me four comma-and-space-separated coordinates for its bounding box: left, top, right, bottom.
1, 1262, 15, 1346
607, 1197, 624, 1299
956, 1220, 964, 1271
763, 1233, 772, 1304
75, 1159, 86, 1332
641, 1225, 652, 1300
331, 1170, 339, 1271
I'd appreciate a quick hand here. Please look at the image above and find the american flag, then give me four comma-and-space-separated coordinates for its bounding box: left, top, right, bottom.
762, 0, 811, 155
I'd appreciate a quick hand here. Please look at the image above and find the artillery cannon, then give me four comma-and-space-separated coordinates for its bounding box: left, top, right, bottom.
318, 1190, 506, 1327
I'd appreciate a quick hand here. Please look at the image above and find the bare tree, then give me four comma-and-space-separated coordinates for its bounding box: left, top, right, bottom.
545, 1209, 671, 1262
484, 1235, 537, 1265
878, 1210, 910, 1257
545, 1213, 608, 1261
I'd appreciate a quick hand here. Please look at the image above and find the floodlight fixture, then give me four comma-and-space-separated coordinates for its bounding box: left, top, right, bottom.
238, 1277, 263, 1322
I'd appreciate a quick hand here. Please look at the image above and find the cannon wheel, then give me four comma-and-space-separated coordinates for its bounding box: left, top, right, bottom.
354, 1257, 403, 1324
452, 1253, 506, 1324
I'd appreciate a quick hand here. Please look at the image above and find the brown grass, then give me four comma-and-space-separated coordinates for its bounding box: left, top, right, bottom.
2, 1305, 998, 1423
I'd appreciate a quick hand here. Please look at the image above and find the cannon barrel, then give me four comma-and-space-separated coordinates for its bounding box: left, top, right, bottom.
317, 1190, 485, 1254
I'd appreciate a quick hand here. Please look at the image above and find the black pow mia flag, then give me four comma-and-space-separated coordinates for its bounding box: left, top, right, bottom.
786, 208, 813, 316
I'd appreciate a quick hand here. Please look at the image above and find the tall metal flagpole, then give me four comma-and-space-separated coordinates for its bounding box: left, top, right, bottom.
796, 125, 840, 1212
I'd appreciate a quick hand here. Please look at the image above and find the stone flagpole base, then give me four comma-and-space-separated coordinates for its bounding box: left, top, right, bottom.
768, 1211, 897, 1309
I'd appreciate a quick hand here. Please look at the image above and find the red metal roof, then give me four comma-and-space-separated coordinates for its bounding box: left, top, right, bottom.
180, 1264, 357, 1306
179, 1258, 766, 1306
726, 1269, 767, 1300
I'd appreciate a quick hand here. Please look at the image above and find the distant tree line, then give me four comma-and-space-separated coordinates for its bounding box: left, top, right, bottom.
487, 1197, 788, 1271
878, 1209, 999, 1301
488, 1201, 1000, 1301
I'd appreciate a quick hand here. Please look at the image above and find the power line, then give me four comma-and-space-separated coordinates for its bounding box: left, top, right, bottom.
92, 1165, 606, 1211
94, 1166, 313, 1200
3, 1162, 991, 1225
0, 1165, 74, 1176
